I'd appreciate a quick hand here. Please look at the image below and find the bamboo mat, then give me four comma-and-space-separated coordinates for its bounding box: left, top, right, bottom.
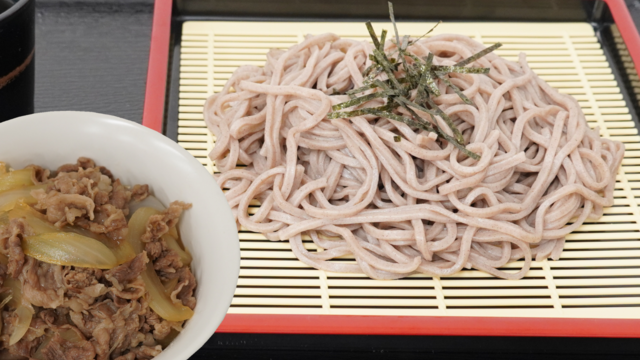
177, 21, 640, 319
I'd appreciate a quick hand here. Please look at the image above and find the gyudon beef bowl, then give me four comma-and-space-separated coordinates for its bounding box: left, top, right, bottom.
0, 112, 240, 360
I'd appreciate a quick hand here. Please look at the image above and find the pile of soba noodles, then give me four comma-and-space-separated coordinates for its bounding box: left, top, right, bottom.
204, 31, 625, 280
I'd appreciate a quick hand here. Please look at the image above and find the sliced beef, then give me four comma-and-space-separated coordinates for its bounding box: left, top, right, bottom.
64, 268, 103, 289
93, 204, 128, 240
0, 349, 28, 359
38, 309, 57, 327
143, 242, 163, 262
77, 157, 95, 170
109, 277, 146, 303
74, 219, 106, 236
141, 202, 192, 243
128, 345, 162, 359
1, 310, 17, 347
63, 267, 107, 312
104, 253, 148, 306
40, 331, 95, 360
38, 308, 72, 328
105, 252, 148, 286
69, 300, 118, 359
57, 163, 80, 173
73, 207, 128, 242
49, 166, 112, 208
32, 190, 95, 228
100, 205, 127, 232
144, 312, 181, 341
7, 317, 48, 358
131, 185, 149, 202
152, 247, 182, 277
93, 172, 114, 207
0, 218, 31, 278
26, 165, 51, 184
109, 301, 147, 358
110, 180, 132, 211
7, 334, 42, 358
152, 323, 171, 342
52, 176, 92, 197
140, 202, 192, 282
70, 299, 151, 360
0, 262, 7, 288
171, 267, 197, 310
21, 258, 66, 308
142, 238, 182, 280
114, 353, 136, 360
96, 166, 114, 181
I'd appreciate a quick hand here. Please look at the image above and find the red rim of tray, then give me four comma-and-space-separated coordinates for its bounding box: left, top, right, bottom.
143, 0, 640, 337
142, 0, 172, 132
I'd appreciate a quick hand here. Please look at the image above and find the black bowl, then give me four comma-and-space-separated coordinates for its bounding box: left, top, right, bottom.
0, 0, 35, 122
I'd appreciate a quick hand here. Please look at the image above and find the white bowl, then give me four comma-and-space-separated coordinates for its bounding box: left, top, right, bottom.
0, 111, 240, 359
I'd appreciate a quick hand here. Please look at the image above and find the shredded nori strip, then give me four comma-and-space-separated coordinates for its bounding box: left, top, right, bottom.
366, 21, 381, 50
432, 65, 490, 74
379, 29, 388, 51
327, 1, 500, 161
331, 91, 391, 111
393, 96, 436, 117
372, 48, 402, 89
437, 74, 474, 106
388, 2, 401, 49
424, 97, 465, 145
407, 21, 442, 47
455, 42, 503, 67
346, 82, 381, 96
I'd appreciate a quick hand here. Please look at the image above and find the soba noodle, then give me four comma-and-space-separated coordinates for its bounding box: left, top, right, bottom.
204, 33, 625, 280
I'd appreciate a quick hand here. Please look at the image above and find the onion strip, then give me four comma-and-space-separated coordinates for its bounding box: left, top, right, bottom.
127, 207, 194, 322
0, 169, 34, 193
23, 232, 118, 269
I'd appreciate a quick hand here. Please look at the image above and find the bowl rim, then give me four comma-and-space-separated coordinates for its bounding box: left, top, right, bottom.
0, 0, 30, 23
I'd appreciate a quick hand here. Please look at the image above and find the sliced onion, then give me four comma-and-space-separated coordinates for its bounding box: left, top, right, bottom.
10, 202, 134, 265
32, 333, 52, 360
0, 279, 9, 335
65, 225, 136, 264
59, 328, 83, 343
9, 200, 46, 220
127, 207, 160, 254
157, 328, 180, 348
0, 186, 44, 212
12, 203, 122, 268
9, 202, 58, 234
0, 263, 34, 346
127, 207, 194, 322
0, 211, 8, 229
128, 195, 165, 217
33, 328, 84, 360
23, 232, 118, 269
0, 169, 34, 193
163, 234, 192, 266
163, 277, 179, 294
4, 278, 23, 309
9, 305, 32, 346
167, 225, 179, 240
142, 265, 194, 322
